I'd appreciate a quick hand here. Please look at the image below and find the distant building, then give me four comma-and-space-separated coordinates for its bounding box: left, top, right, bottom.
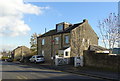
0, 54, 2, 59
1, 51, 10, 57
37, 19, 98, 64
13, 46, 31, 60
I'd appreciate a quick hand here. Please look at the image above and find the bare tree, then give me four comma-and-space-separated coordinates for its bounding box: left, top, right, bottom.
71, 26, 85, 67
71, 27, 85, 57
30, 33, 38, 55
98, 13, 120, 49
71, 28, 79, 57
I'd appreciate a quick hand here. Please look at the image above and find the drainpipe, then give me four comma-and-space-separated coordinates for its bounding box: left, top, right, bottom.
51, 36, 53, 58
51, 35, 53, 65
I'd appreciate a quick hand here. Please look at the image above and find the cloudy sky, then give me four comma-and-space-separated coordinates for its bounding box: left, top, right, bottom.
0, 0, 118, 51
0, 0, 49, 51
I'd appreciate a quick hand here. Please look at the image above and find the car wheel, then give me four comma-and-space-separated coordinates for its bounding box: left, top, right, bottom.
34, 60, 37, 64
42, 61, 45, 63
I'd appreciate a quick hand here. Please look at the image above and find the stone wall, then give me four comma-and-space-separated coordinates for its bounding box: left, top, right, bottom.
37, 36, 52, 63
84, 50, 120, 71
37, 33, 70, 63
52, 34, 62, 56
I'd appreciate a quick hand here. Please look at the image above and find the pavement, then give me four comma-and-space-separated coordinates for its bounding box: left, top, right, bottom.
20, 62, 120, 81
1, 61, 104, 80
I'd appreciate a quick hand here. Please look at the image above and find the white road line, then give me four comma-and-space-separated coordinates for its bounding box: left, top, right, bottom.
17, 75, 28, 79
17, 76, 23, 79
21, 76, 28, 79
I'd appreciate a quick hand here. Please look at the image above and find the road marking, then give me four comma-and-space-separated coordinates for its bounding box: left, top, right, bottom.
17, 76, 23, 79
17, 75, 28, 79
21, 76, 28, 79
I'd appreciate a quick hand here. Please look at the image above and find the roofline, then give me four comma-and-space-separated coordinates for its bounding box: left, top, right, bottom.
12, 46, 29, 51
37, 19, 98, 38
56, 22, 72, 25
37, 20, 83, 38
37, 31, 70, 38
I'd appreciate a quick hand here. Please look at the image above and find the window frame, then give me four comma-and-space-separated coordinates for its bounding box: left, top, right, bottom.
32, 56, 35, 58
57, 24, 63, 32
54, 37, 59, 44
65, 51, 68, 56
42, 38, 45, 45
64, 35, 69, 44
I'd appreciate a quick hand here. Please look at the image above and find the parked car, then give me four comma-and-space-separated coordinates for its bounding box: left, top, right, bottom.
6, 58, 13, 62
29, 55, 45, 63
1, 56, 8, 61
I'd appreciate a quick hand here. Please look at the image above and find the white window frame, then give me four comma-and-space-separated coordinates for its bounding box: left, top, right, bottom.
65, 51, 68, 56
57, 24, 63, 32
42, 39, 45, 45
65, 35, 69, 44
55, 37, 59, 44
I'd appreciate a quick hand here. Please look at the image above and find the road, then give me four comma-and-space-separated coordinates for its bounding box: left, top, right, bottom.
1, 61, 104, 80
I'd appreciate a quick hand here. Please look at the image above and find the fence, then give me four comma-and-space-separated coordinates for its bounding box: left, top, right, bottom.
55, 55, 70, 66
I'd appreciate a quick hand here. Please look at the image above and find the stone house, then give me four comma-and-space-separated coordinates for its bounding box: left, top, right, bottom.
13, 46, 31, 60
37, 19, 98, 64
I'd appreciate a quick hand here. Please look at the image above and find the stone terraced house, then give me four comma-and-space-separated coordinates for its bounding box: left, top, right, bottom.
13, 46, 31, 60
37, 19, 98, 64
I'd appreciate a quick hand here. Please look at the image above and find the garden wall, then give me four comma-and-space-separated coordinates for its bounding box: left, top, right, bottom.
83, 50, 120, 71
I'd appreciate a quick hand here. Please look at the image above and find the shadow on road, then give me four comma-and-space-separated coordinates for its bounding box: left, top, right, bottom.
1, 70, 62, 74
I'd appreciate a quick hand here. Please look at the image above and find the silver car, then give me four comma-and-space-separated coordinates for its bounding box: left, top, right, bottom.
29, 55, 45, 63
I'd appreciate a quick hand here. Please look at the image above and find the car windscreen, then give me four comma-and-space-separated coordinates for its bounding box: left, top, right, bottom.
36, 56, 43, 58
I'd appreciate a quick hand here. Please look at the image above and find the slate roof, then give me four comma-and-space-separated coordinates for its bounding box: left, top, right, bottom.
59, 47, 69, 50
39, 29, 56, 37
13, 46, 29, 51
38, 22, 83, 38
88, 45, 108, 51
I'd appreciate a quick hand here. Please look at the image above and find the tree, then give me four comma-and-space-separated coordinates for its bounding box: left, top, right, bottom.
30, 33, 38, 55
71, 26, 85, 67
71, 28, 82, 57
98, 13, 120, 49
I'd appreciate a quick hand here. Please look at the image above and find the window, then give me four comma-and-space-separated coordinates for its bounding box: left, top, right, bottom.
37, 56, 44, 58
65, 52, 68, 56
55, 37, 59, 44
57, 24, 63, 32
32, 56, 35, 58
65, 35, 69, 44
42, 50, 44, 56
42, 39, 45, 45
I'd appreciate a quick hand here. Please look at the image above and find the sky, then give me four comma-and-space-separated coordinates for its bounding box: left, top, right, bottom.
0, 0, 118, 51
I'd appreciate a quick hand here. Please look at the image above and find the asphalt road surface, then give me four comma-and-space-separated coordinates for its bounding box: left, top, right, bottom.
1, 61, 105, 80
